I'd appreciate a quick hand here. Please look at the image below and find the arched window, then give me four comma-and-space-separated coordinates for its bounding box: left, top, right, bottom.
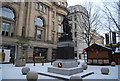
35, 16, 45, 41
0, 7, 15, 20
35, 17, 44, 27
1, 7, 15, 37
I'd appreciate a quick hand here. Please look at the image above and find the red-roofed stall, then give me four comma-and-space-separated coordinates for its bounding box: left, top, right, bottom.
85, 43, 112, 65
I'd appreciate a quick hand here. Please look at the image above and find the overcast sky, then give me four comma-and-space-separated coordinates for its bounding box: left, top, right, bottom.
67, 0, 104, 36
67, 0, 102, 7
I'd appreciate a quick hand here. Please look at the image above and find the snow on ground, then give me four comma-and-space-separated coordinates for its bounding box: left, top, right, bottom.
0, 60, 119, 81
0, 64, 2, 81
118, 65, 120, 81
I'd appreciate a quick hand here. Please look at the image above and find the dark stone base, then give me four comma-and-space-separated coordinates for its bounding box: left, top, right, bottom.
57, 47, 74, 59
59, 33, 72, 41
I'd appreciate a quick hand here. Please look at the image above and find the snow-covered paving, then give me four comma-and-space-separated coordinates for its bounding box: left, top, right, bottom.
0, 60, 119, 81
0, 64, 2, 81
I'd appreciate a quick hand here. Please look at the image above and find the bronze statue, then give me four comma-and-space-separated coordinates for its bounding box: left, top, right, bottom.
62, 15, 71, 34
59, 15, 72, 41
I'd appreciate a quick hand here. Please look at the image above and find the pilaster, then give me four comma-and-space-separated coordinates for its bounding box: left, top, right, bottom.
47, 47, 52, 61
17, 2, 24, 36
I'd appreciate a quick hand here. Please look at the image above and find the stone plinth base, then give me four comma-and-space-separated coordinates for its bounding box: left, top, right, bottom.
57, 41, 74, 59
53, 60, 78, 68
48, 60, 83, 75
48, 67, 83, 75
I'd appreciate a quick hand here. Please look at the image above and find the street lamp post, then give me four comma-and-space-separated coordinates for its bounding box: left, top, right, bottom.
33, 55, 35, 66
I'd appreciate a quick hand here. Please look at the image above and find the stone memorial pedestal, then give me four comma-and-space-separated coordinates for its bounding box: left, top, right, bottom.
48, 41, 83, 75
48, 15, 83, 75
48, 60, 83, 75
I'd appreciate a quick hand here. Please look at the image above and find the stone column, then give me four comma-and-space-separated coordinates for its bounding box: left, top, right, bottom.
26, 46, 33, 62
48, 8, 52, 41
25, 2, 30, 37
28, 2, 35, 38
17, 2, 24, 36
47, 48, 52, 61
27, 46, 33, 58
16, 45, 22, 59
53, 11, 57, 43
45, 20, 48, 42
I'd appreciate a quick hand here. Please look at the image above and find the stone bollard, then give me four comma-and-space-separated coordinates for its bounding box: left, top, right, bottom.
101, 68, 109, 75
111, 61, 116, 66
26, 71, 38, 81
22, 67, 30, 75
69, 76, 83, 81
82, 64, 88, 70
15, 59, 26, 67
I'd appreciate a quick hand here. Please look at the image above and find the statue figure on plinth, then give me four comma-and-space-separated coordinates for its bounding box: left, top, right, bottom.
57, 15, 74, 59
59, 15, 72, 41
62, 15, 71, 34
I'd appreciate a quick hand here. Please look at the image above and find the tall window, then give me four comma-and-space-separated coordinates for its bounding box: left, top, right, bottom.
58, 24, 62, 32
35, 17, 44, 27
75, 32, 77, 37
75, 23, 77, 29
52, 21, 55, 30
40, 4, 43, 12
74, 15, 77, 21
22, 27, 25, 37
35, 3, 47, 13
35, 16, 45, 41
75, 41, 77, 47
74, 8, 76, 12
2, 22, 10, 36
1, 7, 15, 37
52, 11, 55, 18
43, 6, 47, 13
58, 15, 62, 21
52, 33, 54, 42
36, 3, 39, 9
36, 29, 43, 40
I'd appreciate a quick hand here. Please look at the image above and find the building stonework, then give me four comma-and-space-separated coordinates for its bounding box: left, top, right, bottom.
68, 5, 104, 60
1, 1, 68, 62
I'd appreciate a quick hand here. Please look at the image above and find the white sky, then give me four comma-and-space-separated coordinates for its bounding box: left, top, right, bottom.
67, 0, 104, 36
67, 0, 102, 7
67, 0, 119, 36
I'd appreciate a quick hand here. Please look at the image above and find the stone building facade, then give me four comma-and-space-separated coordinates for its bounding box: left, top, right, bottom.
1, 1, 68, 62
68, 5, 104, 60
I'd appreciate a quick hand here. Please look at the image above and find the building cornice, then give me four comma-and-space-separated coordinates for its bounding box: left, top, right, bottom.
52, 2, 69, 13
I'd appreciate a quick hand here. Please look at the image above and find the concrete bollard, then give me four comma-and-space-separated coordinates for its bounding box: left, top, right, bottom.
69, 76, 83, 81
26, 71, 38, 81
101, 68, 109, 75
22, 67, 30, 75
82, 64, 88, 70
111, 61, 116, 66
15, 59, 26, 67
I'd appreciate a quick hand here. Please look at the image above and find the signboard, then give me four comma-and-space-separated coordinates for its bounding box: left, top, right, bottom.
4, 49, 10, 63
0, 49, 2, 63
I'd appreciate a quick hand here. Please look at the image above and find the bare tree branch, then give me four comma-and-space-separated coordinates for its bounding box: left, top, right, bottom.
76, 2, 102, 46
102, 0, 120, 32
